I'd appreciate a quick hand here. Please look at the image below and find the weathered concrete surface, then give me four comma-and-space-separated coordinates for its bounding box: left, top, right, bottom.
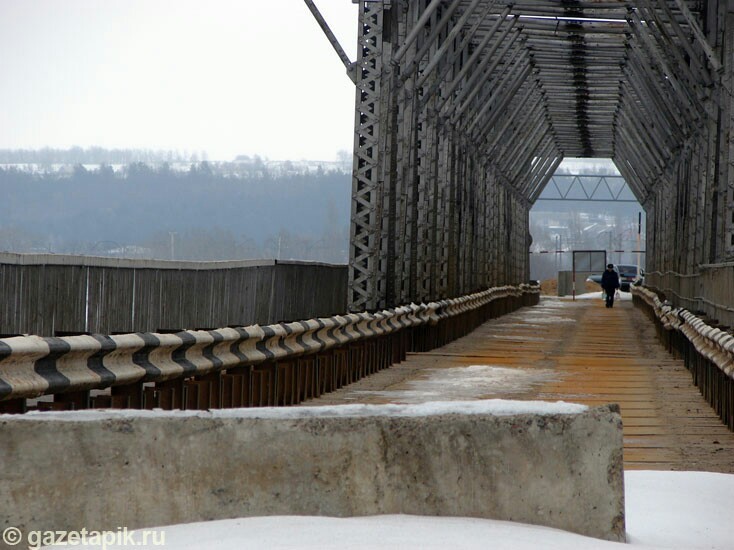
0, 402, 625, 542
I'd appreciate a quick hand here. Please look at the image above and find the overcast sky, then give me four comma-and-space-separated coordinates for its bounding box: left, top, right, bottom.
0, 1, 358, 161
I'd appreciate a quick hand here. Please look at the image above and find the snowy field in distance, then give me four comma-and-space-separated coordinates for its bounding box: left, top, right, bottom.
44, 470, 734, 549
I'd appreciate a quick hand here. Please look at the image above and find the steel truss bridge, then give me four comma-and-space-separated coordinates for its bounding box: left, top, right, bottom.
307, 0, 734, 313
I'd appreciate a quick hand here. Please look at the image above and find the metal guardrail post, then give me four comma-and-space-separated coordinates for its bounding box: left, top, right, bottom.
222, 366, 251, 408
152, 378, 185, 410
299, 357, 318, 402
0, 398, 26, 414
251, 362, 276, 407
56, 390, 90, 410
317, 351, 334, 395
334, 348, 348, 390
276, 361, 295, 406
110, 382, 143, 409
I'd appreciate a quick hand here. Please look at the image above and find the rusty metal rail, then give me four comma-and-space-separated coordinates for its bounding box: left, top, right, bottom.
633, 286, 734, 430
0, 284, 539, 413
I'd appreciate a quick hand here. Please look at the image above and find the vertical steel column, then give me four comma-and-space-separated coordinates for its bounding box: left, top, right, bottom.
725, 14, 734, 256
349, 2, 388, 312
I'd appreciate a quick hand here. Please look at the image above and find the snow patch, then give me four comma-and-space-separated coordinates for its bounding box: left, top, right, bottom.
515, 314, 577, 324
356, 366, 561, 403
625, 470, 734, 548
568, 291, 633, 301
488, 335, 548, 342
10, 399, 587, 422
42, 471, 734, 549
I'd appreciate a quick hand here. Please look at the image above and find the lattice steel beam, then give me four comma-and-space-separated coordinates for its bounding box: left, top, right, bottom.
343, 0, 733, 311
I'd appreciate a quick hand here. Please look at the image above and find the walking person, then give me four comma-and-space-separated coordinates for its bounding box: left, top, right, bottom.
601, 263, 620, 308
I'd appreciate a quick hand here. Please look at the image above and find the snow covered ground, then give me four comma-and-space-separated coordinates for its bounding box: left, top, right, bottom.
43, 470, 733, 549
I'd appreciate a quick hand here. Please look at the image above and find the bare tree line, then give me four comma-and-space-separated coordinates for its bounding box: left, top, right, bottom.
0, 159, 350, 264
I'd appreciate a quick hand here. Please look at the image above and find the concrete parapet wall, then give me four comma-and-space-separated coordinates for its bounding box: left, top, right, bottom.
0, 401, 625, 542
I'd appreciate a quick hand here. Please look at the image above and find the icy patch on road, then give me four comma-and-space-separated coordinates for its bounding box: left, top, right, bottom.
489, 322, 546, 330
355, 365, 559, 403
487, 335, 548, 342
532, 300, 568, 309
574, 291, 633, 301
515, 314, 577, 324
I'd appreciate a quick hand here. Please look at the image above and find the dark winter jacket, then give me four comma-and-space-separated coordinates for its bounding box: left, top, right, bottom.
601, 269, 620, 292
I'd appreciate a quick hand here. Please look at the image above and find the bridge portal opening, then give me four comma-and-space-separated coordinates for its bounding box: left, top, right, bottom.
529, 158, 646, 286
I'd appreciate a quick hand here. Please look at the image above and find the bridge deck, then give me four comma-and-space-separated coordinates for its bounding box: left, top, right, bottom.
304, 296, 734, 473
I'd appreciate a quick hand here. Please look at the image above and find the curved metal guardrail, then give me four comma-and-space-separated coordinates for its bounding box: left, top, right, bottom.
632, 286, 734, 430
633, 286, 734, 375
645, 265, 734, 328
0, 284, 539, 407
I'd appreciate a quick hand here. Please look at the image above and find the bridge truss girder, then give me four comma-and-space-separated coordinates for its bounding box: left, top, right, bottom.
537, 174, 639, 203
346, 0, 734, 312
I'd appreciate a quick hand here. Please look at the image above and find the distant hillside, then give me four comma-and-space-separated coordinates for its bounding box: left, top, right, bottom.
0, 161, 351, 263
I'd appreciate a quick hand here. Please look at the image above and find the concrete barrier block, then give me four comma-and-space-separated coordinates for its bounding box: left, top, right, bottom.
0, 401, 624, 542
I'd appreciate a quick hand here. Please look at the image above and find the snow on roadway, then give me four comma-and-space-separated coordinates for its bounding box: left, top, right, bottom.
574, 290, 633, 301
43, 471, 734, 549
19, 399, 587, 422
353, 365, 560, 403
